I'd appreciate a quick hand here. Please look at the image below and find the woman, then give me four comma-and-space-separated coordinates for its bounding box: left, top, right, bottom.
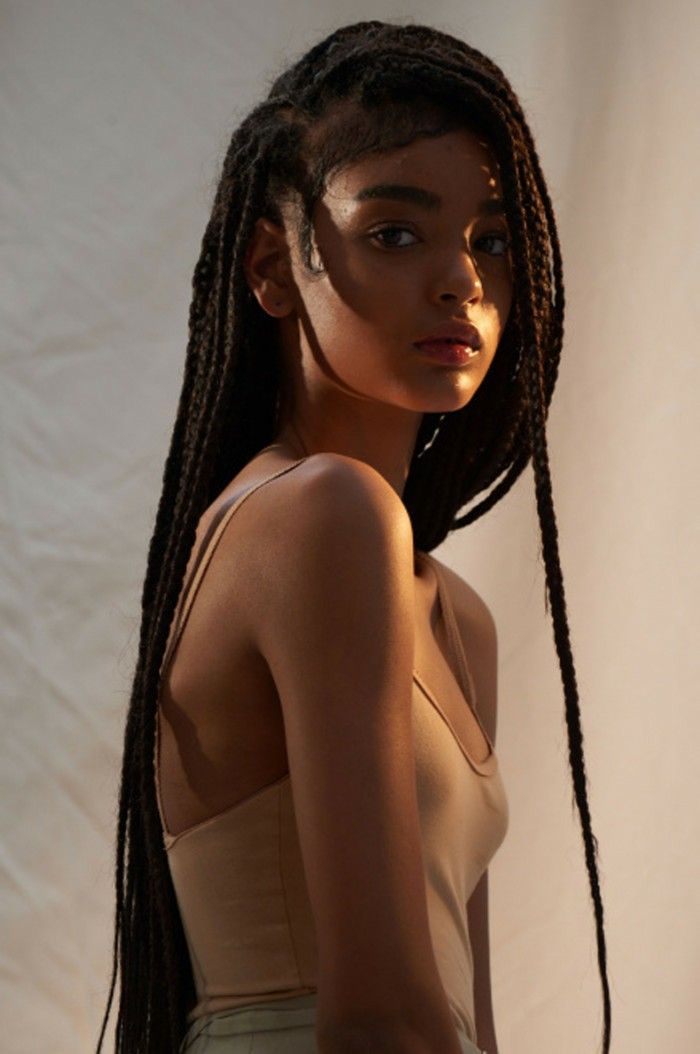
96, 19, 612, 1054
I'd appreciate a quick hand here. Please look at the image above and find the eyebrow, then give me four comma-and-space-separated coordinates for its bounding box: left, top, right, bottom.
352, 183, 506, 215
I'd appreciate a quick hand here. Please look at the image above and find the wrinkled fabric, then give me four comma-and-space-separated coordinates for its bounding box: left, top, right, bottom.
178, 992, 487, 1054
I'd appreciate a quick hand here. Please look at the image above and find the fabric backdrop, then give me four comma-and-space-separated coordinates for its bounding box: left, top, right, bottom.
2, 1, 698, 1051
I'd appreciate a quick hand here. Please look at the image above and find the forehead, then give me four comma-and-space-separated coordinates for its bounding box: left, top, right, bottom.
325, 128, 503, 208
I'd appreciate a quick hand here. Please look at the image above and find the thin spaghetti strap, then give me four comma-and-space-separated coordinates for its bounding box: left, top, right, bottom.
158, 456, 308, 686
422, 553, 481, 718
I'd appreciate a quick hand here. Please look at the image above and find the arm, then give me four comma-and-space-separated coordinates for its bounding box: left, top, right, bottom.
436, 560, 501, 1053
250, 454, 465, 1054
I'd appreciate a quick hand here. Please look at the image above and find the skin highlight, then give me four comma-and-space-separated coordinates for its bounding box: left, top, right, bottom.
244, 129, 513, 498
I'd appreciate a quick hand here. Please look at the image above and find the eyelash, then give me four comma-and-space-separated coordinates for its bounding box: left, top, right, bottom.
368, 224, 511, 256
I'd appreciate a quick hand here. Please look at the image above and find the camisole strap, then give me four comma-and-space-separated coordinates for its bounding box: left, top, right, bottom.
158, 456, 309, 687
423, 553, 496, 769
420, 552, 481, 719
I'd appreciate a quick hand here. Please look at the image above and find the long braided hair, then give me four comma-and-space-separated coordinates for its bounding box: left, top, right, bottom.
96, 19, 611, 1053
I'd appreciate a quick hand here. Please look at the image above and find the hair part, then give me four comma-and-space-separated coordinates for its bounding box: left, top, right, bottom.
96, 19, 611, 1053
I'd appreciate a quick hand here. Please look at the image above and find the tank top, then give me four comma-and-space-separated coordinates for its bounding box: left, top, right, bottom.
154, 455, 509, 1044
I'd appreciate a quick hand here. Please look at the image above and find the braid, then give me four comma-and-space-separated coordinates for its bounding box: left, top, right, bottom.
97, 19, 612, 1052
523, 326, 612, 1048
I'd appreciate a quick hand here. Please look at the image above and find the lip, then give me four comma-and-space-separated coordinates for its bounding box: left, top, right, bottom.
413, 320, 483, 351
414, 340, 481, 366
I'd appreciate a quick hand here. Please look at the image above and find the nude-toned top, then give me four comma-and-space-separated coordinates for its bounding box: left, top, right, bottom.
154, 456, 509, 1043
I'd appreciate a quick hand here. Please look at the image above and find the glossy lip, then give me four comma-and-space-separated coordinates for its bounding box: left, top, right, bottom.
413, 320, 483, 351
414, 341, 481, 366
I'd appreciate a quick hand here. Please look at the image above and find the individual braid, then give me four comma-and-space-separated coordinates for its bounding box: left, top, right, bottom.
96, 20, 612, 1052
521, 286, 613, 1050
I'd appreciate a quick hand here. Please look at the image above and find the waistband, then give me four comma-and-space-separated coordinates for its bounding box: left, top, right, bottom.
179, 992, 486, 1053
181, 993, 318, 1046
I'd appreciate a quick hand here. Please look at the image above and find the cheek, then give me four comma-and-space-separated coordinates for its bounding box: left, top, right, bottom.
487, 269, 514, 332
307, 268, 409, 347
300, 286, 389, 379
500, 283, 514, 327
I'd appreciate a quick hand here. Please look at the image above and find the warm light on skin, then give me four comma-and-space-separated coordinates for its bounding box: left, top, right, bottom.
244, 128, 514, 496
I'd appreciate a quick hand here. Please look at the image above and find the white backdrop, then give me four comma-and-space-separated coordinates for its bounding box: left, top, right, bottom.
2, 2, 698, 1051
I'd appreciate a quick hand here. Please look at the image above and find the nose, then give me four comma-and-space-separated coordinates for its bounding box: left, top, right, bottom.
435, 249, 484, 306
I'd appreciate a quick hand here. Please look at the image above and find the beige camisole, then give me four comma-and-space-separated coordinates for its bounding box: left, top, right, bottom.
154, 456, 509, 1043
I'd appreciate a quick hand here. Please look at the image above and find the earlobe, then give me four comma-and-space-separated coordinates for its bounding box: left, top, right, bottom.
258, 292, 292, 319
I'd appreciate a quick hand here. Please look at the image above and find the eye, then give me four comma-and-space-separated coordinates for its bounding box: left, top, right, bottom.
368, 224, 420, 250
475, 231, 511, 256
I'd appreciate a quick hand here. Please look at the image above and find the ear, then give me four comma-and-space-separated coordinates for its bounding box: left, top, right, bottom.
243, 217, 295, 317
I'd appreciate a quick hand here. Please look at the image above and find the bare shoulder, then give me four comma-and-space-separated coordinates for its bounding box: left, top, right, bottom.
212, 451, 415, 653
429, 555, 499, 744
247, 449, 416, 646
240, 451, 414, 566
293, 451, 412, 520
310, 450, 413, 512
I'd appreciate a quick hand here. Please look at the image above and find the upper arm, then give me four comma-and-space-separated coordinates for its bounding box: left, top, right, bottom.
249, 455, 457, 1040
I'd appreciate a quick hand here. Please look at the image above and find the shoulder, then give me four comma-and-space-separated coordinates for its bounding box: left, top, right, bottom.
429, 555, 499, 744
302, 451, 411, 514
211, 452, 415, 637
249, 451, 413, 550
235, 452, 415, 613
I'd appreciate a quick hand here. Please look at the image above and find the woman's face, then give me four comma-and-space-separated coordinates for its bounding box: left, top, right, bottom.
247, 126, 514, 460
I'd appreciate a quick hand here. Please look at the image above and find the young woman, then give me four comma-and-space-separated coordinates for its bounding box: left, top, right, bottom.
96, 20, 612, 1054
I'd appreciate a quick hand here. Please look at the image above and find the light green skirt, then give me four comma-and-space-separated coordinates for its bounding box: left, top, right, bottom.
179, 992, 485, 1053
